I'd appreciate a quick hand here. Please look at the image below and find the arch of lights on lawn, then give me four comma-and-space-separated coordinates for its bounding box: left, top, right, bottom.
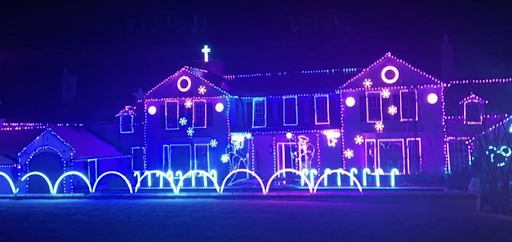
0, 167, 406, 196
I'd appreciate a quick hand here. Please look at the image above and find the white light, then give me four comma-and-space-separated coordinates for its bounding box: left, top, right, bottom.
381, 66, 399, 84
202, 45, 211, 62
345, 97, 356, 107
245, 133, 252, 139
427, 93, 438, 104
215, 103, 224, 112
148, 106, 157, 115
286, 132, 293, 139
177, 76, 192, 92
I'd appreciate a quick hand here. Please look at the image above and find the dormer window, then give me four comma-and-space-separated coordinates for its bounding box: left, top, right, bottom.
116, 106, 136, 134
460, 93, 487, 125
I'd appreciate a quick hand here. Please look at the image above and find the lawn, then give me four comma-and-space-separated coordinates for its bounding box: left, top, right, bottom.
0, 194, 509, 242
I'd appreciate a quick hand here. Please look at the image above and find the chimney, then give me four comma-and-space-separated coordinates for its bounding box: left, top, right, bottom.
441, 33, 455, 80
61, 69, 77, 103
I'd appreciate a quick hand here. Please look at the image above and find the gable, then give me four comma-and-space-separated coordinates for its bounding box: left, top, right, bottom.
145, 67, 232, 100
342, 53, 446, 90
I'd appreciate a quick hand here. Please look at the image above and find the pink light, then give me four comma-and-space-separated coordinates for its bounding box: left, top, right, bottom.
374, 121, 384, 132
177, 76, 192, 92
381, 66, 399, 84
381, 89, 391, 98
366, 91, 383, 123
322, 130, 340, 147
363, 78, 373, 88
345, 97, 356, 107
354, 135, 364, 145
427, 93, 438, 104
148, 106, 157, 115
215, 103, 224, 112
399, 89, 418, 122
377, 139, 406, 174
388, 105, 398, 115
198, 85, 206, 95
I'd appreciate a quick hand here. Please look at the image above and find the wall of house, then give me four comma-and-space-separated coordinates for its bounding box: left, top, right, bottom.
341, 86, 445, 174
144, 97, 229, 176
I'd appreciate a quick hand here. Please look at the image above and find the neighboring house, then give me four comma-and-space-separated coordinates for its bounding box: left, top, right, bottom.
0, 124, 130, 193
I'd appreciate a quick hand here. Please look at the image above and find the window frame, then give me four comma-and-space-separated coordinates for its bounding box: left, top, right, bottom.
192, 100, 207, 128
165, 100, 179, 130
399, 89, 418, 122
283, 96, 298, 126
314, 95, 330, 125
365, 91, 383, 123
252, 98, 267, 128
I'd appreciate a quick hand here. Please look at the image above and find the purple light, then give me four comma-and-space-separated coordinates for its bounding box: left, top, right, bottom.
427, 93, 438, 104
345, 97, 356, 107
148, 106, 157, 115
177, 76, 192, 92
381, 66, 399, 84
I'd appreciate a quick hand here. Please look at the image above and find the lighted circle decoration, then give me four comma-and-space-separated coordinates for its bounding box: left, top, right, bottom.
148, 106, 157, 115
427, 93, 438, 104
381, 66, 399, 84
245, 133, 253, 139
215, 103, 225, 112
286, 132, 293, 139
177, 76, 192, 92
345, 97, 356, 107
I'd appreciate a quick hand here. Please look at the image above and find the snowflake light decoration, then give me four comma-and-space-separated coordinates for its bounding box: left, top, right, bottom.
184, 99, 193, 108
210, 139, 218, 148
375, 121, 384, 132
343, 149, 354, 159
221, 154, 230, 163
186, 127, 194, 136
363, 78, 372, 89
179, 117, 187, 126
388, 105, 398, 115
354, 135, 364, 145
198, 85, 206, 95
381, 89, 391, 98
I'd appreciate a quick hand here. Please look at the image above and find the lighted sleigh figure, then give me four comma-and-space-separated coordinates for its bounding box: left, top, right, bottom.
0, 166, 407, 196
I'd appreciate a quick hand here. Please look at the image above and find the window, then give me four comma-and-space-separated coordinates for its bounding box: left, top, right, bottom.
193, 100, 207, 128
366, 92, 382, 122
315, 95, 330, 124
252, 98, 267, 127
465, 102, 482, 124
400, 90, 418, 121
131, 147, 145, 171
283, 96, 298, 126
165, 101, 179, 130
194, 144, 210, 171
120, 114, 134, 133
169, 145, 192, 172
378, 139, 405, 174
448, 140, 470, 171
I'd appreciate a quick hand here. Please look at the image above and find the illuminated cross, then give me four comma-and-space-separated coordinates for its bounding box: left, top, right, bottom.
201, 45, 210, 62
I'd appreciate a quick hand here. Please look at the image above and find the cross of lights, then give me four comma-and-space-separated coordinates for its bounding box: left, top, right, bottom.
202, 45, 210, 62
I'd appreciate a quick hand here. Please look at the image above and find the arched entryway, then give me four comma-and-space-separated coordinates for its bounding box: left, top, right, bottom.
27, 151, 64, 193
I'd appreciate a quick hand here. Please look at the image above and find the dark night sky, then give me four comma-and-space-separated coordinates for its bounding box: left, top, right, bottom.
0, 0, 511, 123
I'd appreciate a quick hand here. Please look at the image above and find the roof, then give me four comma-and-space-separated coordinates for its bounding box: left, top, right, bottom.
0, 128, 46, 162
223, 68, 361, 96
445, 115, 508, 138
445, 80, 512, 116
51, 126, 127, 160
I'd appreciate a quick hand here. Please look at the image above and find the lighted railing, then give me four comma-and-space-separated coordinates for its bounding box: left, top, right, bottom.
0, 167, 403, 196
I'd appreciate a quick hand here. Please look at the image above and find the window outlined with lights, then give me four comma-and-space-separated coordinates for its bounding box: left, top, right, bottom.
120, 114, 134, 134
399, 89, 418, 121
165, 101, 179, 130
252, 98, 267, 128
366, 91, 382, 123
194, 143, 210, 171
377, 139, 406, 174
447, 139, 470, 172
193, 100, 207, 128
314, 95, 330, 125
283, 96, 298, 126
